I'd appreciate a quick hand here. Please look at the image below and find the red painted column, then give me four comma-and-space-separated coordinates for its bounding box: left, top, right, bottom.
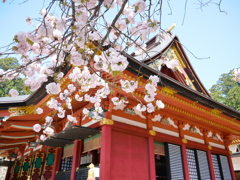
181, 143, 190, 180
227, 153, 236, 180
148, 136, 156, 180
51, 147, 63, 180
99, 124, 112, 180
206, 149, 216, 180
70, 140, 82, 180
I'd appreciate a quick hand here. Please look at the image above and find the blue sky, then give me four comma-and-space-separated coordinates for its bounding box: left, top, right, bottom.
0, 0, 239, 91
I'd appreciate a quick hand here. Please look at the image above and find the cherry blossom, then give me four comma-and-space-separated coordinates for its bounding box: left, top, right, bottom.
156, 100, 165, 109
40, 134, 47, 141
147, 103, 154, 113
0, 0, 180, 141
166, 59, 179, 69
9, 89, 19, 97
46, 82, 61, 95
120, 80, 138, 93
43, 127, 54, 136
75, 94, 83, 102
67, 115, 77, 123
136, 104, 147, 112
36, 108, 43, 114
33, 124, 42, 132
45, 116, 53, 125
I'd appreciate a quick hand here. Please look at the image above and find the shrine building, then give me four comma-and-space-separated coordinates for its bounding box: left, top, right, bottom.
0, 29, 240, 180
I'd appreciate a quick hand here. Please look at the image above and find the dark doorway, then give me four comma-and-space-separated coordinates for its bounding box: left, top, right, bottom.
155, 154, 168, 180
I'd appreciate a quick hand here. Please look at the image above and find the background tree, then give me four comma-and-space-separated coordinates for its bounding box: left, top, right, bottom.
0, 57, 30, 97
209, 69, 240, 111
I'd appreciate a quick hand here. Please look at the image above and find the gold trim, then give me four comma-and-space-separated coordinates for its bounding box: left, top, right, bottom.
208, 145, 212, 150
162, 92, 240, 130
149, 130, 156, 136
229, 151, 232, 155
172, 45, 186, 68
211, 108, 222, 115
182, 139, 188, 144
100, 118, 114, 125
162, 87, 177, 95
165, 103, 240, 135
9, 105, 35, 116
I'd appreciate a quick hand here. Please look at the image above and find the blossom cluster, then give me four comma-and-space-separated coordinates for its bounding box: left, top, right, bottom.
136, 75, 165, 113
0, 0, 179, 141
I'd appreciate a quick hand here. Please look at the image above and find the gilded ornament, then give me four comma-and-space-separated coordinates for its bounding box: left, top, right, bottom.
149, 130, 156, 136
100, 118, 114, 125
229, 151, 232, 155
182, 139, 188, 144
208, 145, 212, 150
211, 108, 222, 115
161, 118, 170, 126
162, 87, 177, 95
9, 105, 36, 116
172, 46, 186, 68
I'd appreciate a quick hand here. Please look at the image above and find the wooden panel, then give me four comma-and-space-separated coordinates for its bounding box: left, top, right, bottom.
110, 131, 149, 180
154, 141, 165, 155
63, 144, 74, 158
83, 133, 101, 153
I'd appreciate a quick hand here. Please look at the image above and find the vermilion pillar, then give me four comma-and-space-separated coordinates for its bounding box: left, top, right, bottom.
148, 136, 156, 180
227, 152, 236, 180
70, 140, 82, 180
206, 148, 216, 180
52, 147, 63, 180
181, 142, 190, 180
99, 119, 113, 180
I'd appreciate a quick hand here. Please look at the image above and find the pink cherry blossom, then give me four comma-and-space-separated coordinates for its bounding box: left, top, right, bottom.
75, 94, 83, 102
36, 107, 43, 114
68, 84, 76, 92
83, 108, 90, 115
134, 0, 146, 13
46, 82, 61, 95
45, 116, 53, 124
136, 104, 146, 112
40, 134, 47, 141
67, 115, 77, 123
166, 59, 179, 69
149, 75, 160, 85
120, 80, 138, 93
43, 127, 54, 136
25, 77, 41, 91
9, 89, 19, 97
144, 94, 156, 103
33, 124, 41, 132
145, 84, 156, 94
59, 89, 69, 100
147, 103, 154, 113
156, 100, 165, 109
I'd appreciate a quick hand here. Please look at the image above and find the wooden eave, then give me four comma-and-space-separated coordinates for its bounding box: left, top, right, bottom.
125, 52, 240, 121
